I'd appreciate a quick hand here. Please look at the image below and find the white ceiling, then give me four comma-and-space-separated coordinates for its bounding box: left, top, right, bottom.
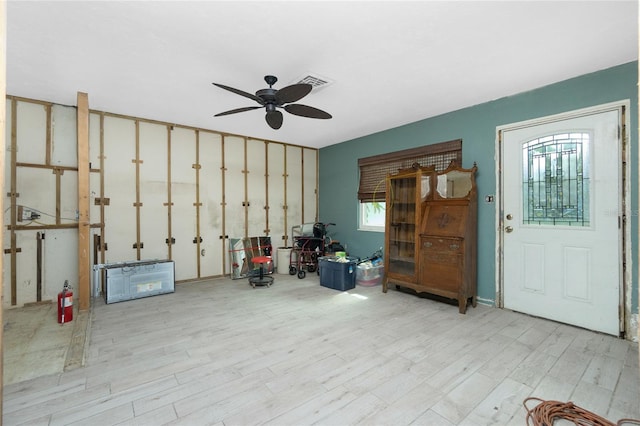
7, 1, 638, 149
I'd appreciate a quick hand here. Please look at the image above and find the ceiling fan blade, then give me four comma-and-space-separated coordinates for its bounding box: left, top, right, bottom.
265, 110, 283, 129
275, 84, 312, 104
284, 104, 332, 119
214, 106, 262, 117
212, 83, 264, 104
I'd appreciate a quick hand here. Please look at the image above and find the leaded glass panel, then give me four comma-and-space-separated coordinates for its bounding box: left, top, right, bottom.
522, 133, 590, 226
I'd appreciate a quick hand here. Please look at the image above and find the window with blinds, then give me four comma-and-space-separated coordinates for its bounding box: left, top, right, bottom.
357, 139, 462, 202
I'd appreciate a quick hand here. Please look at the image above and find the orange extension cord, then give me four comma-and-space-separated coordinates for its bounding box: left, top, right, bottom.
524, 397, 640, 426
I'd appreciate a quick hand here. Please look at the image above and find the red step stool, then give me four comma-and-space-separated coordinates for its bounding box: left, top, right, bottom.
248, 256, 274, 288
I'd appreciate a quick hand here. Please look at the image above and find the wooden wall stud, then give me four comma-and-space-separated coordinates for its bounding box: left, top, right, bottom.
76, 91, 90, 311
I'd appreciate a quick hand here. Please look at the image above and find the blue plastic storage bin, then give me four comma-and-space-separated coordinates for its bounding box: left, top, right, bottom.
318, 256, 357, 291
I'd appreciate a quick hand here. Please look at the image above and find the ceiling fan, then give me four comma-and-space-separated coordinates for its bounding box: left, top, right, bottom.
212, 75, 332, 130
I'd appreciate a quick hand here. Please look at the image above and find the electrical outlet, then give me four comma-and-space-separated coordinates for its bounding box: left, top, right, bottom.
20, 208, 40, 221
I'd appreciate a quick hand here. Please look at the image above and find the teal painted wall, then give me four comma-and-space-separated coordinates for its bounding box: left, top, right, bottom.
319, 61, 638, 312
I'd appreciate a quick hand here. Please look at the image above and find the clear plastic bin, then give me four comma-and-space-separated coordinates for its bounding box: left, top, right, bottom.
356, 262, 384, 287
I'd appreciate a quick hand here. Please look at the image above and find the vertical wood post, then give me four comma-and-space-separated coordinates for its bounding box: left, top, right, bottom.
264, 142, 270, 235
314, 149, 319, 222
300, 147, 305, 223
9, 98, 16, 306
77, 92, 90, 311
99, 113, 105, 265
243, 137, 248, 238
134, 120, 141, 260
193, 130, 202, 278
220, 136, 227, 275
0, 0, 7, 417
282, 146, 288, 247
166, 126, 173, 259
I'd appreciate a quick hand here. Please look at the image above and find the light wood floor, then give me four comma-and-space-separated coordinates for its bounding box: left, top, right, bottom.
3, 273, 639, 425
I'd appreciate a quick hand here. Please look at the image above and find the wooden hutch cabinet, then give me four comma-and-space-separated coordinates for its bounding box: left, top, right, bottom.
383, 165, 436, 291
383, 161, 478, 314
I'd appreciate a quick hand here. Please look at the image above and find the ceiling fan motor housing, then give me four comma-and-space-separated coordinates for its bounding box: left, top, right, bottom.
256, 88, 278, 105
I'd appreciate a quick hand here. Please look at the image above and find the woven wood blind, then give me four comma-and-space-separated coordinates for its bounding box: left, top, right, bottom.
357, 139, 462, 202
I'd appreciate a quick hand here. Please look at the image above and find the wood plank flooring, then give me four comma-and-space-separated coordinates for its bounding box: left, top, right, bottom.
3, 274, 639, 425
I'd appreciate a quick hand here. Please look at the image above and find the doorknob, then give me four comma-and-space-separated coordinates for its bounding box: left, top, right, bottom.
505, 226, 513, 233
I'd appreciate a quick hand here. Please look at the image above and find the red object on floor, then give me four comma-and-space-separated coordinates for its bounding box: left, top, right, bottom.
57, 289, 73, 324
249, 256, 273, 288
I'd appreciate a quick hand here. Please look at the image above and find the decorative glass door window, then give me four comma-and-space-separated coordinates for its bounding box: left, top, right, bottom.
522, 133, 590, 226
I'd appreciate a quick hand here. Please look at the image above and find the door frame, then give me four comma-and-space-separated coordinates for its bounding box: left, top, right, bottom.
495, 100, 631, 337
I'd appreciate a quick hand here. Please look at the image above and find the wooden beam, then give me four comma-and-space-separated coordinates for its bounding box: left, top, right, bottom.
8, 222, 102, 231
10, 98, 17, 306
36, 232, 42, 301
301, 147, 305, 224
77, 92, 90, 311
166, 125, 173, 260
53, 168, 63, 225
45, 104, 52, 166
134, 121, 141, 261
314, 149, 319, 222
194, 130, 201, 278
264, 142, 270, 235
99, 113, 105, 266
243, 137, 248, 239
16, 162, 78, 172
282, 146, 288, 246
1, 1, 7, 414
220, 136, 227, 275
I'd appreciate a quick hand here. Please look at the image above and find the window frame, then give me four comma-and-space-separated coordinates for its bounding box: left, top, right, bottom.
357, 140, 462, 232
358, 200, 386, 232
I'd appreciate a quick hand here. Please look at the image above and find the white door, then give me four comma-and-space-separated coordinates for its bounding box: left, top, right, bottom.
501, 108, 622, 335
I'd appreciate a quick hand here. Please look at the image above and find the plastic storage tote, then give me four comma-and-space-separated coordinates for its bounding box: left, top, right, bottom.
318, 256, 357, 291
356, 263, 384, 286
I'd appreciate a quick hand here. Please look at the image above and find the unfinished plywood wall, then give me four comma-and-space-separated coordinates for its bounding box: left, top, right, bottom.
3, 96, 318, 308
267, 142, 286, 248
3, 99, 85, 307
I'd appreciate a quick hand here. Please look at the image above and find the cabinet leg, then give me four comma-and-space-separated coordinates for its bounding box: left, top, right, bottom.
472, 296, 477, 307
382, 282, 388, 293
458, 297, 467, 314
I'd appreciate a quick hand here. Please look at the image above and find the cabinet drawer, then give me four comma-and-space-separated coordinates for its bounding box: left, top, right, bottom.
421, 237, 463, 254
423, 251, 461, 265
421, 260, 462, 292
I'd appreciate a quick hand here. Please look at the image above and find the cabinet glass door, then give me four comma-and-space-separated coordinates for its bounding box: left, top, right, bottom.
388, 175, 417, 276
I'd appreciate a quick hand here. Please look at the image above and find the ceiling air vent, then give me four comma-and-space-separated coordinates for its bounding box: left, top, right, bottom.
293, 73, 333, 92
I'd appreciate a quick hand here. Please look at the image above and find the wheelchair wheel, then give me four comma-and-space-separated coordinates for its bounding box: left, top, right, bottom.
297, 270, 306, 279
289, 265, 297, 275
308, 264, 316, 273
